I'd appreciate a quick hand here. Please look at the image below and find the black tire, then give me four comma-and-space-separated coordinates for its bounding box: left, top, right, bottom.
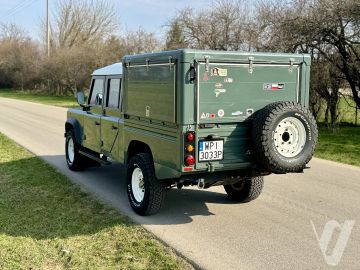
252, 101, 318, 173
224, 176, 264, 202
65, 130, 85, 171
127, 153, 165, 216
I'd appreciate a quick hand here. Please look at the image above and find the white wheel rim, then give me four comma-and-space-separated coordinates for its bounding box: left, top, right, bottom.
274, 117, 307, 158
131, 166, 145, 203
67, 137, 75, 163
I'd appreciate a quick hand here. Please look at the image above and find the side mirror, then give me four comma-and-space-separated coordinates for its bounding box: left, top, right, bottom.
76, 91, 85, 105
76, 91, 89, 110
95, 93, 103, 106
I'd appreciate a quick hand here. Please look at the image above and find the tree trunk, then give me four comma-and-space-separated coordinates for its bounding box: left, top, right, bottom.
329, 97, 338, 130
324, 103, 330, 125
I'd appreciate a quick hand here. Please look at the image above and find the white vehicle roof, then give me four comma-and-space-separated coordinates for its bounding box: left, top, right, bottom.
92, 63, 123, 76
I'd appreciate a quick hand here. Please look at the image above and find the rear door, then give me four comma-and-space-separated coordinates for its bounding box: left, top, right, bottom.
101, 76, 123, 159
197, 62, 300, 123
195, 60, 301, 169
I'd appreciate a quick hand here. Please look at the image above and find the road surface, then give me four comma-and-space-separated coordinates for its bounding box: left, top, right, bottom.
0, 97, 359, 270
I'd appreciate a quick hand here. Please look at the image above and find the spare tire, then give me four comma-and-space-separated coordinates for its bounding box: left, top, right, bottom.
252, 101, 318, 173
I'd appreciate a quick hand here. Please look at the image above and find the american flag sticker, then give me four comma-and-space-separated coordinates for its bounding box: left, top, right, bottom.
263, 83, 285, 90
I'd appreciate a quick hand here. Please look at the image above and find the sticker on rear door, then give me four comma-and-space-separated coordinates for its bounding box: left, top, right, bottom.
263, 83, 285, 90
214, 88, 226, 97
201, 112, 216, 119
217, 109, 225, 117
211, 67, 227, 77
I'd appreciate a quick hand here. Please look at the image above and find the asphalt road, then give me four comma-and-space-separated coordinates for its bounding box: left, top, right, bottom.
0, 97, 359, 270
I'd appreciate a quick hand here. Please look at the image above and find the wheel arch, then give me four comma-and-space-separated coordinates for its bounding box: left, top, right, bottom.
126, 140, 154, 164
65, 118, 83, 145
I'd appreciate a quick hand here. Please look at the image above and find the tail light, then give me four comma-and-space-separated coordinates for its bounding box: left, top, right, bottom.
186, 132, 194, 142
186, 145, 194, 152
185, 155, 195, 166
184, 132, 196, 167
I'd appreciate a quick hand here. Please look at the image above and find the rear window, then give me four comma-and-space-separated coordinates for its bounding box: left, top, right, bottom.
106, 79, 121, 108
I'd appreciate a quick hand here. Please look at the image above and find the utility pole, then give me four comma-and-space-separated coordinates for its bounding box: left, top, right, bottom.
46, 0, 51, 93
46, 0, 50, 57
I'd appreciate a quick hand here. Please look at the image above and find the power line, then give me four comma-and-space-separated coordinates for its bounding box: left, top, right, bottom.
0, 0, 33, 18
1, 0, 39, 22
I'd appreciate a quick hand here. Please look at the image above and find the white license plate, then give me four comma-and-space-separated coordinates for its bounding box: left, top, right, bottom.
198, 140, 224, 161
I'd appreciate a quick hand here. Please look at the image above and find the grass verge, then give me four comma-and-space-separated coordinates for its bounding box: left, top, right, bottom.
0, 89, 77, 108
315, 124, 360, 167
0, 133, 190, 270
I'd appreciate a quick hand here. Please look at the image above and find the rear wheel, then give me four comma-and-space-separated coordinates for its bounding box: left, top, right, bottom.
224, 176, 264, 202
127, 153, 165, 215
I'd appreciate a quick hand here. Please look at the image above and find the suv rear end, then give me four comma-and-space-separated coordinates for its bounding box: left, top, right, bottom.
176, 50, 312, 173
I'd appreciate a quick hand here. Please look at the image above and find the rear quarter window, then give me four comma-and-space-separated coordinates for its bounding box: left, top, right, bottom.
106, 79, 121, 108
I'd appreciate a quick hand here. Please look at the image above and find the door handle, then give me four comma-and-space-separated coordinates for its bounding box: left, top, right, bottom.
95, 121, 100, 126
112, 125, 118, 130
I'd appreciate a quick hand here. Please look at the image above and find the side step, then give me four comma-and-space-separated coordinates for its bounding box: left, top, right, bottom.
79, 150, 111, 165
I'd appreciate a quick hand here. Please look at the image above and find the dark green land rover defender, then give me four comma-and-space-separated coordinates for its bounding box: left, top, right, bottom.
65, 49, 317, 215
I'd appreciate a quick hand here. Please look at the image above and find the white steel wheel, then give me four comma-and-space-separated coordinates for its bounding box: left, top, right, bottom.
127, 153, 166, 216
67, 136, 75, 163
274, 117, 307, 158
131, 166, 145, 203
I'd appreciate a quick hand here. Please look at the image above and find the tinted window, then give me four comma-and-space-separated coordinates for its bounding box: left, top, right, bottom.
89, 79, 104, 105
107, 79, 121, 108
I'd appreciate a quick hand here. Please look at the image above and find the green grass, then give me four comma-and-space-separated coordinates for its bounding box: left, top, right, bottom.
0, 89, 78, 108
315, 124, 360, 167
0, 133, 190, 270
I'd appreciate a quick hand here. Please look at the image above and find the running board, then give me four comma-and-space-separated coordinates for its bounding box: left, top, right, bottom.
79, 150, 111, 165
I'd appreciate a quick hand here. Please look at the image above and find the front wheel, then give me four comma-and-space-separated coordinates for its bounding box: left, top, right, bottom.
65, 130, 85, 171
224, 176, 264, 203
127, 153, 165, 216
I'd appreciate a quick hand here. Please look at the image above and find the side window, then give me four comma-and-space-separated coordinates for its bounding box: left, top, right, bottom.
106, 79, 121, 108
89, 78, 104, 106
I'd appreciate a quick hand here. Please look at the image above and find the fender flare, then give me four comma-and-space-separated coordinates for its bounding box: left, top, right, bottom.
65, 118, 83, 145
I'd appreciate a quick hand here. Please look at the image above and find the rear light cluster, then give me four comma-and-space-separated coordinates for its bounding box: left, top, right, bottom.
184, 132, 195, 166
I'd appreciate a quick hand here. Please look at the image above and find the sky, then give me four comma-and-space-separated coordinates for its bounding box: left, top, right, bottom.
0, 0, 211, 41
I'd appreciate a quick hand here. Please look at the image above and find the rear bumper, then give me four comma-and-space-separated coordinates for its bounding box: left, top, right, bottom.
177, 167, 271, 188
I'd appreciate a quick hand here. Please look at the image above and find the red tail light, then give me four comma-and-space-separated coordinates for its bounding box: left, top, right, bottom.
186, 132, 194, 142
185, 155, 195, 166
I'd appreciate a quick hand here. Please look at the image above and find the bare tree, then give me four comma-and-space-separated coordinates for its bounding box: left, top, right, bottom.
41, 45, 103, 95
0, 23, 28, 43
52, 0, 119, 48
0, 24, 40, 90
257, 0, 360, 110
168, 0, 255, 51
120, 28, 161, 55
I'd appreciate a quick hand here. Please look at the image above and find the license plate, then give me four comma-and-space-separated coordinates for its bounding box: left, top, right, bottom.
198, 140, 224, 162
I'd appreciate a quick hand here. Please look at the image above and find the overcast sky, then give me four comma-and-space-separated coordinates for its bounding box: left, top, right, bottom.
0, 0, 212, 40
